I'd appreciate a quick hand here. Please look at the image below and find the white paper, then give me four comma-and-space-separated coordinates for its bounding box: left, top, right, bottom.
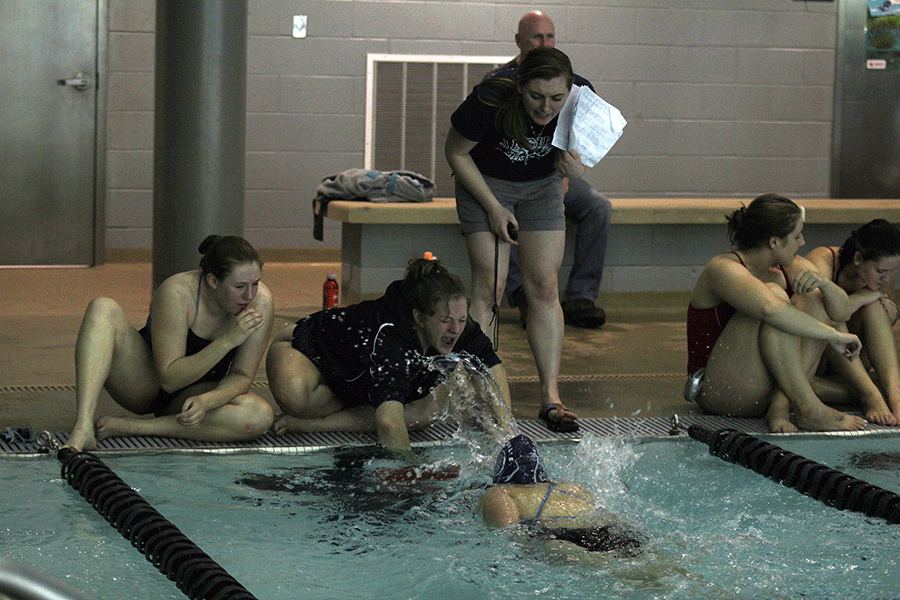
552, 85, 626, 168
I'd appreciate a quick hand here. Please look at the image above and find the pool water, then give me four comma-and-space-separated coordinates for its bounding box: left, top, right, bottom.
3, 432, 900, 600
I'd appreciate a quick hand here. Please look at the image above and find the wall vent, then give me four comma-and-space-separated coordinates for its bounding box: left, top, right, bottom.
365, 54, 510, 198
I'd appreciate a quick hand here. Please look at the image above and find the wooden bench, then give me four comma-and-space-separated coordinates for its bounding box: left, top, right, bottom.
326, 197, 900, 303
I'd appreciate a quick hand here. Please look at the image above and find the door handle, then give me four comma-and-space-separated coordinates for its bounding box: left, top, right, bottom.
57, 73, 91, 91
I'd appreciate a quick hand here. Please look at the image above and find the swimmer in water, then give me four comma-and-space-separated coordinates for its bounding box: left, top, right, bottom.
477, 434, 643, 555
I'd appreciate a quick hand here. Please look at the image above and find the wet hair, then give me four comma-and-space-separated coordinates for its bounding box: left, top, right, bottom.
493, 434, 549, 485
198, 235, 262, 281
837, 219, 900, 273
479, 47, 574, 150
726, 193, 802, 250
401, 258, 467, 316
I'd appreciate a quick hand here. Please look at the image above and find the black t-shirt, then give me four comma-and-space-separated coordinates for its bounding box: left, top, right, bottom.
450, 83, 559, 182
450, 62, 595, 182
292, 280, 500, 408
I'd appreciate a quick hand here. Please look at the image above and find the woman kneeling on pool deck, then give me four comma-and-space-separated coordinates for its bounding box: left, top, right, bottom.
807, 219, 900, 425
266, 258, 512, 452
687, 193, 867, 433
66, 235, 275, 451
478, 434, 643, 556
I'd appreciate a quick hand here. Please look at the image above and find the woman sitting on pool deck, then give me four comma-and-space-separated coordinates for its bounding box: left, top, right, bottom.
66, 235, 275, 451
806, 219, 900, 425
478, 434, 643, 556
266, 257, 512, 452
686, 193, 868, 433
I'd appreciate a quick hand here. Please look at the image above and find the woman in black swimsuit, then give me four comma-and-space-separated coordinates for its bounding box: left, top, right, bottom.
66, 235, 275, 451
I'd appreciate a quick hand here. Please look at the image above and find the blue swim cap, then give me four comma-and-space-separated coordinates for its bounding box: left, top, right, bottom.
492, 434, 549, 485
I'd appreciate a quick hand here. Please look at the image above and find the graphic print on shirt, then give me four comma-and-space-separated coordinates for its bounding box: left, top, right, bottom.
498, 134, 552, 165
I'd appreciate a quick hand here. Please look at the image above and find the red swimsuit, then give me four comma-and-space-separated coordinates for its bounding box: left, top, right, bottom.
686, 252, 793, 374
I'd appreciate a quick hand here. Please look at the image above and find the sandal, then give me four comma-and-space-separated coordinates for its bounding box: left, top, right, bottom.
538, 404, 579, 433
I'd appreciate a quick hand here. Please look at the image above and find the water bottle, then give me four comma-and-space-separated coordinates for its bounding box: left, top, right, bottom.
323, 274, 339, 309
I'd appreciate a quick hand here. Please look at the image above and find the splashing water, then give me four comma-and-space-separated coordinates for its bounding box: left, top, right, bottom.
423, 353, 518, 474
560, 432, 642, 507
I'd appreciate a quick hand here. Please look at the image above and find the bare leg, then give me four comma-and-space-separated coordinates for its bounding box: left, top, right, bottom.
766, 390, 797, 433
822, 342, 895, 426
699, 286, 865, 432
95, 391, 274, 442
759, 292, 867, 432
464, 231, 510, 338
266, 333, 346, 434
698, 311, 774, 417
68, 298, 159, 451
856, 302, 900, 421
517, 230, 570, 417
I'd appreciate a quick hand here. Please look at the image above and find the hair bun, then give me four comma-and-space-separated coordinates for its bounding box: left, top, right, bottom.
198, 235, 222, 255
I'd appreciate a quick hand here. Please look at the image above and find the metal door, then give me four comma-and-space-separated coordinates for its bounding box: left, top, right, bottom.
0, 0, 104, 265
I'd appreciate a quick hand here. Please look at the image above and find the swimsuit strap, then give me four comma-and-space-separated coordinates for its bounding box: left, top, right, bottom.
732, 250, 794, 296
533, 482, 556, 521
729, 250, 746, 267
828, 246, 841, 282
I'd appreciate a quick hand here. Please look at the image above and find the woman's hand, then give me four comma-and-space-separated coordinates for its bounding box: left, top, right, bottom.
488, 206, 519, 245
555, 149, 586, 179
879, 296, 898, 324
829, 331, 862, 361
791, 270, 828, 295
224, 308, 265, 348
177, 395, 208, 428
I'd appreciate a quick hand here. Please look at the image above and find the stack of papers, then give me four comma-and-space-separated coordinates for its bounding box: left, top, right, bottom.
552, 85, 626, 167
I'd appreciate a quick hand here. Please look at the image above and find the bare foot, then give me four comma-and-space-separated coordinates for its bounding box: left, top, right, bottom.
855, 390, 897, 426
766, 394, 797, 433
887, 398, 900, 425
94, 415, 137, 441
767, 414, 798, 434
65, 425, 97, 452
272, 413, 306, 436
795, 405, 867, 432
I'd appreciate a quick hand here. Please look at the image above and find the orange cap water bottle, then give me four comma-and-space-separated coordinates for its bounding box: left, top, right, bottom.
323, 274, 339, 309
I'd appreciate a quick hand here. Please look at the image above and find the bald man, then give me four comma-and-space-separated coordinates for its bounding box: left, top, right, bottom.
496, 11, 611, 331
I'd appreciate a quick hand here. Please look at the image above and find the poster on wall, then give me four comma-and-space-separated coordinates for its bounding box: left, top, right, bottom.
867, 0, 900, 70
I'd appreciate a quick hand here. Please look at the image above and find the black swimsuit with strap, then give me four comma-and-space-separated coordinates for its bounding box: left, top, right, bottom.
139, 276, 238, 416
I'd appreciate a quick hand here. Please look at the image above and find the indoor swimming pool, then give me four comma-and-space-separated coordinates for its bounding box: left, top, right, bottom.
2, 430, 900, 600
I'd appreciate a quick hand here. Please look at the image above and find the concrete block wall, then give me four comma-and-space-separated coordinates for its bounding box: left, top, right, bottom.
106, 0, 838, 257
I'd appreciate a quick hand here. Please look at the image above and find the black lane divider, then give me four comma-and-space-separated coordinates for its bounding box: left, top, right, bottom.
687, 426, 900, 524
58, 448, 259, 600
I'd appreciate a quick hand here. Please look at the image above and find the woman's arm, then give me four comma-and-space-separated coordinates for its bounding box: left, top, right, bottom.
477, 487, 520, 528
786, 255, 852, 323
176, 285, 275, 427
704, 256, 857, 354
444, 127, 517, 244
374, 400, 411, 452
807, 246, 885, 317
150, 276, 235, 392
488, 363, 514, 433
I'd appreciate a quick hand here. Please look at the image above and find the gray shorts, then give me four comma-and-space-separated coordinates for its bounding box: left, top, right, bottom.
455, 173, 565, 235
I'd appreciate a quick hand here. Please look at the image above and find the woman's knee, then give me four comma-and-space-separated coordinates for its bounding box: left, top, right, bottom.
233, 394, 275, 438
524, 278, 560, 306
83, 297, 127, 326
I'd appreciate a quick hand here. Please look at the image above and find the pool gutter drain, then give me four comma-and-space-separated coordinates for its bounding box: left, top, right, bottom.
688, 425, 900, 524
